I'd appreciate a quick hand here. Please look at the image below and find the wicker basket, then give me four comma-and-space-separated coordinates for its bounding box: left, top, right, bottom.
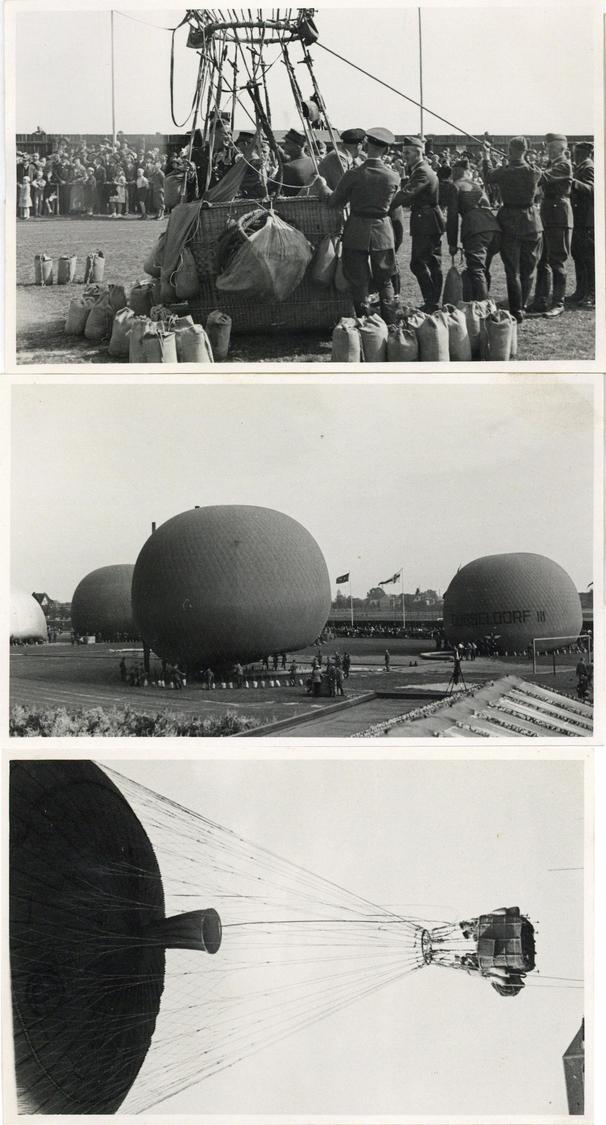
188, 197, 354, 333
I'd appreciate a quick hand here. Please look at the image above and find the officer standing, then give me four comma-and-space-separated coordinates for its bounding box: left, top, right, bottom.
570, 140, 594, 309
278, 128, 317, 196
317, 128, 365, 189
530, 132, 573, 317
318, 127, 400, 318
482, 136, 542, 322
447, 157, 501, 300
390, 136, 444, 311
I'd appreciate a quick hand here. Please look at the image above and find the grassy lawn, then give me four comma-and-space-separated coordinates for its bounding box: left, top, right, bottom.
15, 216, 595, 364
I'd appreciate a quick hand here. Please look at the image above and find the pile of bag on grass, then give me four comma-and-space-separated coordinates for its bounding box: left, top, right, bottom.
332, 300, 518, 363
35, 249, 105, 287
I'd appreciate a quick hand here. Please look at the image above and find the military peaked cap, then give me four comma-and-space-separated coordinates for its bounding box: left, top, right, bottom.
366, 127, 395, 147
284, 128, 307, 147
509, 135, 528, 152
341, 128, 366, 144
401, 135, 424, 149
575, 140, 593, 153
546, 132, 567, 144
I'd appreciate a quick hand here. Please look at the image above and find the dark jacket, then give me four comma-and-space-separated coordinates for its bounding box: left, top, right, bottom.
539, 156, 573, 228
482, 158, 542, 238
280, 154, 317, 196
446, 179, 500, 249
391, 159, 442, 236
571, 158, 594, 228
324, 158, 400, 250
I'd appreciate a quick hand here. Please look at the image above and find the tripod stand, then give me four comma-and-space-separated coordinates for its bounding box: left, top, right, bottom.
446, 656, 469, 696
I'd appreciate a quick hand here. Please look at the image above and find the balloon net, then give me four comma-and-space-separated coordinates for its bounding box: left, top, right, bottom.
102, 766, 430, 1113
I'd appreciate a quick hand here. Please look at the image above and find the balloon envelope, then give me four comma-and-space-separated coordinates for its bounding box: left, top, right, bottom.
71, 564, 135, 637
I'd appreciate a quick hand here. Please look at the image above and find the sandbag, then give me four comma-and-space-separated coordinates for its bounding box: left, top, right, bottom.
57, 255, 77, 284
175, 323, 213, 363
108, 283, 127, 313
331, 318, 361, 363
108, 307, 135, 358
128, 317, 151, 363
358, 314, 388, 362
174, 245, 200, 299
65, 296, 94, 336
311, 234, 337, 287
442, 261, 463, 307
34, 254, 53, 285
443, 304, 472, 361
84, 250, 105, 284
174, 314, 195, 331
84, 291, 114, 342
387, 324, 418, 362
405, 310, 427, 331
416, 312, 450, 362
485, 310, 514, 361
206, 309, 231, 361
333, 239, 350, 293
462, 301, 482, 358
142, 326, 178, 364
129, 280, 154, 317
143, 231, 167, 278
216, 211, 313, 301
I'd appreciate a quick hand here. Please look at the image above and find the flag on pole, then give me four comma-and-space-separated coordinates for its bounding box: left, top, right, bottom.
379, 571, 401, 585
336, 573, 350, 584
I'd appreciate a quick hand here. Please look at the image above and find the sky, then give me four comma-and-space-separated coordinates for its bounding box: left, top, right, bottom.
106, 755, 586, 1115
10, 380, 595, 602
12, 4, 596, 137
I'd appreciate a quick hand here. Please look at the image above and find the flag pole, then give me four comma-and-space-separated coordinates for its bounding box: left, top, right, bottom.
110, 10, 116, 146
401, 566, 406, 631
349, 575, 354, 628
418, 8, 424, 142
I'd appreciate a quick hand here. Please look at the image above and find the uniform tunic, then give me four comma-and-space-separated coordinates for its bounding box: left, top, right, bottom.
482, 156, 542, 315
446, 179, 500, 300
323, 157, 400, 310
391, 158, 444, 308
279, 153, 317, 196
534, 155, 573, 308
317, 148, 352, 190
570, 157, 594, 300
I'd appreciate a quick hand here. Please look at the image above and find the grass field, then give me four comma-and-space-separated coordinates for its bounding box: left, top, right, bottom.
15, 216, 595, 364
10, 638, 583, 736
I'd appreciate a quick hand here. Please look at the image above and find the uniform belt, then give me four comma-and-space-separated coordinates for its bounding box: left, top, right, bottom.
502, 203, 536, 209
350, 211, 388, 219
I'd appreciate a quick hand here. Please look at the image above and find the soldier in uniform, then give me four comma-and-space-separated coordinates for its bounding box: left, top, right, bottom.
447, 157, 501, 300
482, 136, 542, 322
317, 128, 366, 190
390, 136, 444, 312
529, 132, 573, 316
318, 126, 400, 318
570, 140, 594, 308
189, 112, 237, 198
278, 128, 317, 196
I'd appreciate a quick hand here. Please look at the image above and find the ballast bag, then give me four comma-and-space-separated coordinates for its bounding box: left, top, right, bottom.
331, 318, 361, 363
84, 291, 114, 342
57, 255, 77, 284
175, 323, 214, 363
108, 307, 135, 358
129, 280, 154, 317
128, 317, 151, 363
387, 324, 419, 362
443, 304, 472, 361
142, 326, 178, 364
442, 261, 463, 307
484, 310, 514, 361
416, 312, 450, 362
174, 245, 200, 299
108, 283, 128, 313
34, 254, 53, 286
311, 234, 337, 287
206, 309, 232, 361
84, 251, 105, 284
65, 297, 94, 336
358, 313, 388, 362
217, 211, 313, 301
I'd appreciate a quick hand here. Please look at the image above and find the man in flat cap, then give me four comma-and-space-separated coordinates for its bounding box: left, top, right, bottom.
390, 136, 444, 311
570, 140, 594, 308
447, 158, 501, 300
318, 128, 365, 190
482, 136, 543, 322
529, 133, 573, 316
278, 128, 317, 196
317, 127, 400, 318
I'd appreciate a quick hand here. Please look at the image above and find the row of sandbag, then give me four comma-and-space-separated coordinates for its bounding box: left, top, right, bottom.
332, 301, 518, 363
35, 250, 105, 287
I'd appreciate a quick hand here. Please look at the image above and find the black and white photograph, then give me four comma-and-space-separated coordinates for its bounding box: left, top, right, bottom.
5, 2, 602, 368
9, 377, 596, 738
6, 753, 588, 1116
